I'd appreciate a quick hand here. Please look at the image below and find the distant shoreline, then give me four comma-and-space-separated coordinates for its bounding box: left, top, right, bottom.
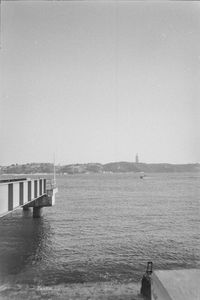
0, 162, 199, 175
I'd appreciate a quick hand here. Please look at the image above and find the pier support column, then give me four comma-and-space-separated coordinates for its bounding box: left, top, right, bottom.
23, 206, 30, 211
33, 207, 43, 218
23, 205, 31, 217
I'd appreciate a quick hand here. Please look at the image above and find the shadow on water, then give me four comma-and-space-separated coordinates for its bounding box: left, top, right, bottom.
0, 209, 143, 300
0, 209, 52, 285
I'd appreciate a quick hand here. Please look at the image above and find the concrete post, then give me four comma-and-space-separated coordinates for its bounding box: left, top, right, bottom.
23, 205, 30, 211
33, 207, 43, 218
22, 205, 31, 217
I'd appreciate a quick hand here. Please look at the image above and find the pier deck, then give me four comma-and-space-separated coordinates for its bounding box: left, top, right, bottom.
152, 269, 200, 300
0, 178, 57, 218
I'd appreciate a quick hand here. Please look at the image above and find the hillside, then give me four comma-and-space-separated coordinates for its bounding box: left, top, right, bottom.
1, 162, 199, 175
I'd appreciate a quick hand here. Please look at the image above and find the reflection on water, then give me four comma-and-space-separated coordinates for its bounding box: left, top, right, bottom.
0, 209, 52, 285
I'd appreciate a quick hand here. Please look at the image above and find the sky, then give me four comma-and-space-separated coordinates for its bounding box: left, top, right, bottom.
0, 1, 200, 165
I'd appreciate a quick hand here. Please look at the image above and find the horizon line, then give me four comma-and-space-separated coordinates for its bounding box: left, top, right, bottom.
0, 161, 199, 167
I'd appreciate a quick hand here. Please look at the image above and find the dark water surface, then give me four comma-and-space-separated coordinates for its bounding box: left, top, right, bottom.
0, 172, 199, 299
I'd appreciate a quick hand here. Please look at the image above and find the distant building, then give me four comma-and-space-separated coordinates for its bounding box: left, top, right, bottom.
135, 153, 139, 163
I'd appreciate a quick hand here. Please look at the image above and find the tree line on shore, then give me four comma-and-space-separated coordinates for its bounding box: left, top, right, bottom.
0, 162, 199, 174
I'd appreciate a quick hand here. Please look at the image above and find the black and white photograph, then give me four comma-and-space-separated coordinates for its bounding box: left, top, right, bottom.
0, 0, 199, 299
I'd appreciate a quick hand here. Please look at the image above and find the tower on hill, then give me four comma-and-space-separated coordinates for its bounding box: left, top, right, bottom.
135, 153, 139, 163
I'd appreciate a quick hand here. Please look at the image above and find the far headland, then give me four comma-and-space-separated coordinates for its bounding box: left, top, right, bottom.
0, 161, 199, 175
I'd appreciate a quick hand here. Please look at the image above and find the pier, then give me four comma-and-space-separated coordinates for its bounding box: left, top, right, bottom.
0, 178, 57, 218
141, 262, 200, 300
151, 269, 200, 300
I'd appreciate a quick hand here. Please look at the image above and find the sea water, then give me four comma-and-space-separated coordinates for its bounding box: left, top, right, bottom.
0, 172, 199, 299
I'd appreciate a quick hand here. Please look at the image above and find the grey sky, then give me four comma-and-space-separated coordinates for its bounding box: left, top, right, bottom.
0, 1, 200, 165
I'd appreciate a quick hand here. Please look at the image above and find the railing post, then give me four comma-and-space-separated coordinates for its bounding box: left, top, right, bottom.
39, 179, 42, 196
44, 179, 46, 193
8, 183, 13, 211
28, 181, 31, 201
19, 182, 24, 205
34, 180, 38, 198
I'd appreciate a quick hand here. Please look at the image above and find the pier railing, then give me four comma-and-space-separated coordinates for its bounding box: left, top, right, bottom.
0, 178, 50, 217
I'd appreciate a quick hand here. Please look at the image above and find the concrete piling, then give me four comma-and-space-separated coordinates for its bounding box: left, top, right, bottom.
23, 206, 30, 211
33, 207, 43, 218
